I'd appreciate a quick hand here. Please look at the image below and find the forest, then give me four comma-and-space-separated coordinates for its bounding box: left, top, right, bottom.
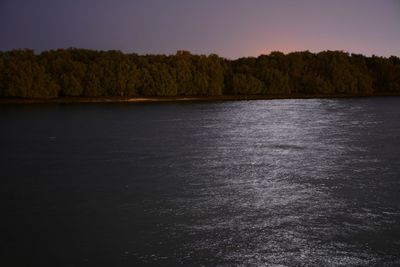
0, 49, 399, 99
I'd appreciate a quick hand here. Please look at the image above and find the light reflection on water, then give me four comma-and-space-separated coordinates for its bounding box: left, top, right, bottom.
1, 98, 400, 266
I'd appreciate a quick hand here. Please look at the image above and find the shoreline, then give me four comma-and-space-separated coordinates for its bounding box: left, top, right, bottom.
0, 93, 399, 104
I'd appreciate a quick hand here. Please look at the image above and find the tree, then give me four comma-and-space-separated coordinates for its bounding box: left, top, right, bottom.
259, 68, 290, 95
1, 48, 399, 99
232, 73, 263, 95
173, 51, 194, 96
0, 52, 5, 96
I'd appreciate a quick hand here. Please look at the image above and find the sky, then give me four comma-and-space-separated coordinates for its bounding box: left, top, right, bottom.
0, 0, 399, 59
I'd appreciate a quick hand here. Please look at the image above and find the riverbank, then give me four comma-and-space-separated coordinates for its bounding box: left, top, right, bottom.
1, 93, 399, 104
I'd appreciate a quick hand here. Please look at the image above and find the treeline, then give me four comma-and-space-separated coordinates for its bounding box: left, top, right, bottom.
0, 49, 399, 98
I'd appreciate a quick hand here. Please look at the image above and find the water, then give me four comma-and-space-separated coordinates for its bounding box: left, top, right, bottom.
1, 98, 400, 266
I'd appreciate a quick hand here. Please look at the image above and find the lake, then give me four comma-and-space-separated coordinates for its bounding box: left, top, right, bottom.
1, 97, 400, 266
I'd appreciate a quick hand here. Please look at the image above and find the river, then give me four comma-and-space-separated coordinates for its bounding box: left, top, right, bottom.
1, 97, 400, 266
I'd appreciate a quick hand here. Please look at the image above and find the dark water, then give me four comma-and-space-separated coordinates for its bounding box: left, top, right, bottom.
1, 98, 400, 266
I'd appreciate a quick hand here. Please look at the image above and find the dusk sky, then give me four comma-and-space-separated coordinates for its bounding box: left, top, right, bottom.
0, 0, 399, 59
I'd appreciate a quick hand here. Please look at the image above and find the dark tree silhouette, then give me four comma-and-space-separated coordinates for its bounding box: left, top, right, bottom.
0, 48, 399, 99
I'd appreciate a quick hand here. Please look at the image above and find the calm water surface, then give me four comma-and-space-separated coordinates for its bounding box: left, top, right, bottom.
1, 98, 400, 266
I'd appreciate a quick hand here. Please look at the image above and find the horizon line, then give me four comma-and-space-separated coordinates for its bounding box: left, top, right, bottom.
1, 47, 398, 60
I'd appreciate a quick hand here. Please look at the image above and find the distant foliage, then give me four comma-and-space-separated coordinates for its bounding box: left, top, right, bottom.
0, 49, 399, 98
